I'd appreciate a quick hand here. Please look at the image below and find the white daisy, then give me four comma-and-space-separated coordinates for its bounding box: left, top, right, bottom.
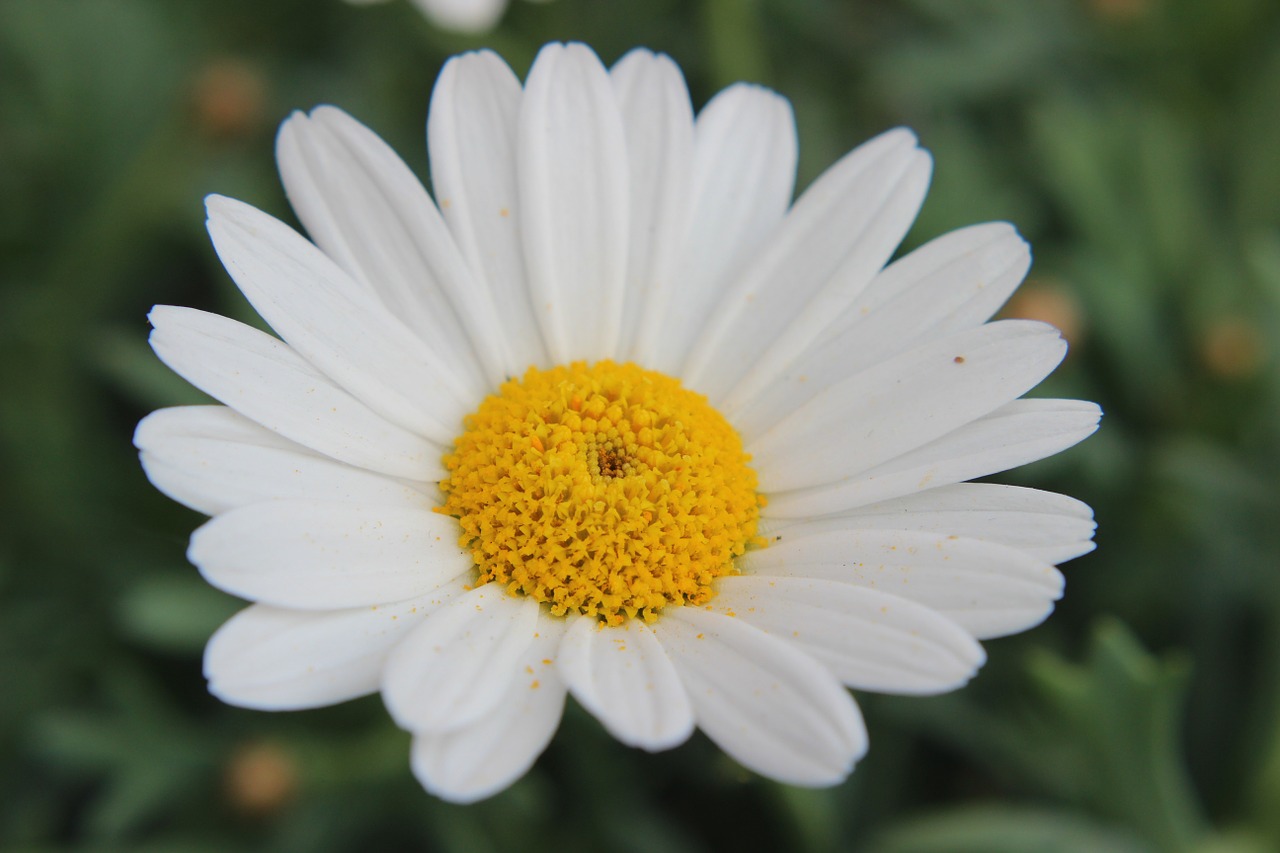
344, 0, 552, 34
136, 42, 1100, 803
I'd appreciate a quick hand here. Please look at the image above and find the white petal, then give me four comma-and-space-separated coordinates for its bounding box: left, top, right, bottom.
411, 616, 567, 804
828, 222, 1032, 354
688, 130, 932, 405
641, 84, 797, 374
276, 108, 506, 391
779, 483, 1097, 565
518, 43, 629, 364
750, 321, 1067, 491
428, 50, 549, 373
710, 575, 985, 695
730, 223, 1030, 434
765, 398, 1101, 518
148, 306, 443, 481
408, 0, 506, 32
135, 406, 427, 517
204, 588, 460, 710
609, 49, 696, 361
557, 616, 694, 751
653, 607, 866, 786
188, 499, 471, 609
382, 584, 540, 732
744, 529, 1064, 639
205, 195, 472, 443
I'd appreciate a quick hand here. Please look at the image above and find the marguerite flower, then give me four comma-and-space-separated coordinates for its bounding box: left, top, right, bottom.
344, 0, 552, 33
136, 42, 1100, 803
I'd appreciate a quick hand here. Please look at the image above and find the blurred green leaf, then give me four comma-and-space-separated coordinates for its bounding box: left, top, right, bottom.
1027, 95, 1135, 256
116, 574, 241, 655
35, 669, 219, 839
1027, 620, 1205, 852
1131, 106, 1205, 278
93, 328, 216, 411
872, 0, 1080, 105
772, 785, 843, 853
870, 804, 1153, 853
702, 0, 768, 87
1232, 32, 1280, 229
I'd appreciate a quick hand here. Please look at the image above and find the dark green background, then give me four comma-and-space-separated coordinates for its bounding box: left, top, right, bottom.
3, 0, 1279, 850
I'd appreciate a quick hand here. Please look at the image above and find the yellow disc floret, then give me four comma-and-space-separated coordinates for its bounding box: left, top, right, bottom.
439, 361, 764, 626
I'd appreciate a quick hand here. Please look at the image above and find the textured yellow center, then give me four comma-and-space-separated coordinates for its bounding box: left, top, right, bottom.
439, 361, 764, 626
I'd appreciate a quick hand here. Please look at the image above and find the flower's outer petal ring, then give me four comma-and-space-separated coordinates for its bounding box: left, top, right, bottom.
689, 129, 931, 406
429, 49, 549, 374
204, 587, 462, 710
765, 398, 1101, 518
771, 483, 1097, 565
188, 499, 472, 610
411, 615, 567, 804
383, 584, 541, 733
518, 42, 629, 364
750, 320, 1068, 492
654, 606, 867, 786
135, 406, 428, 517
744, 529, 1064, 640
147, 306, 443, 481
639, 84, 796, 374
709, 576, 985, 695
728, 223, 1031, 435
610, 49, 696, 361
557, 615, 695, 751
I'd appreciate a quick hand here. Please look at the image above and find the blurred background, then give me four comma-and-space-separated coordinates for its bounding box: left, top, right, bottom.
3, 0, 1279, 850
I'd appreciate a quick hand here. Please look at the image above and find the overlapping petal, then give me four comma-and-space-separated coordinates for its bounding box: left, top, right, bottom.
148, 306, 444, 480
764, 398, 1101, 518
382, 584, 541, 732
709, 576, 986, 694
726, 222, 1032, 432
774, 483, 1097, 565
685, 129, 932, 404
276, 107, 503, 390
428, 50, 549, 374
558, 615, 694, 750
749, 320, 1068, 491
135, 405, 426, 516
410, 618, 568, 803
205, 194, 475, 441
744, 529, 1065, 639
204, 589, 460, 710
610, 49, 696, 361
518, 43, 630, 364
188, 499, 471, 609
640, 84, 797, 374
654, 606, 867, 785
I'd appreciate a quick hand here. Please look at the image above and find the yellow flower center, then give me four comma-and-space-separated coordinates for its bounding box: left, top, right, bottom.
439, 361, 764, 626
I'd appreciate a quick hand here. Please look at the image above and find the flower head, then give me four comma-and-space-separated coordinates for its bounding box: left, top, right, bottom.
344, 0, 551, 33
136, 42, 1100, 802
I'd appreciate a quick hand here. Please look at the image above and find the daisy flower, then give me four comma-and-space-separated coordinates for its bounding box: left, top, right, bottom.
136, 42, 1100, 803
343, 0, 552, 34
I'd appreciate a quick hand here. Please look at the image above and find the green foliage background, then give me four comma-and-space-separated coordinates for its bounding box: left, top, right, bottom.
3, 0, 1279, 850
